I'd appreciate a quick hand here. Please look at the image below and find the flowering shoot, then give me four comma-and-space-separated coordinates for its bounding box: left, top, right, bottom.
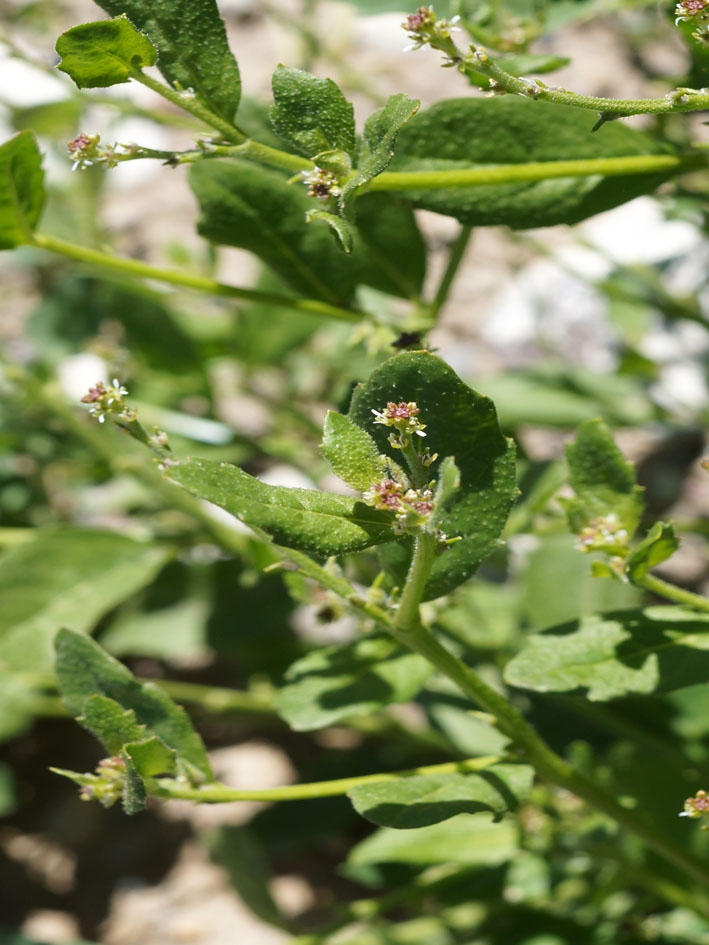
81, 379, 134, 424
372, 401, 427, 449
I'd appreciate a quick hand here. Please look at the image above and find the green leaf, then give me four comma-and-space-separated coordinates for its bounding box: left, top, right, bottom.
389, 97, 677, 228
55, 628, 212, 780
348, 812, 519, 867
120, 750, 148, 814
504, 606, 709, 700
348, 351, 517, 599
431, 456, 461, 528
56, 16, 157, 88
165, 457, 395, 556
340, 94, 420, 214
307, 209, 354, 253
205, 826, 286, 929
562, 418, 644, 538
275, 635, 431, 730
625, 522, 679, 582
348, 763, 533, 828
270, 65, 355, 158
0, 529, 171, 672
124, 735, 177, 777
320, 410, 389, 492
0, 131, 44, 249
190, 159, 426, 302
0, 763, 16, 818
94, 0, 241, 121
81, 694, 146, 754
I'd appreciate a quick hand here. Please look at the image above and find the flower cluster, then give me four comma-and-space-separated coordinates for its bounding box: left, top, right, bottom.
675, 0, 709, 41
372, 401, 428, 449
78, 756, 126, 808
300, 166, 342, 200
577, 513, 630, 554
80, 379, 135, 424
402, 6, 461, 53
680, 789, 709, 820
363, 477, 434, 533
67, 133, 125, 170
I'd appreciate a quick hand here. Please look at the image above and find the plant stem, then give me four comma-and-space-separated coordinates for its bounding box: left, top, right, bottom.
634, 571, 709, 613
146, 754, 502, 802
130, 70, 245, 143
29, 233, 361, 324
427, 224, 473, 323
386, 619, 709, 888
394, 532, 437, 632
368, 153, 706, 192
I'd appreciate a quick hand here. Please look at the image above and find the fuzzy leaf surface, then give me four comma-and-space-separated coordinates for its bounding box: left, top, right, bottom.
0, 131, 44, 248
348, 763, 533, 828
348, 351, 516, 599
94, 0, 241, 120
0, 530, 170, 672
275, 635, 431, 730
320, 411, 389, 492
625, 522, 679, 581
55, 628, 212, 780
190, 159, 425, 302
56, 16, 157, 88
165, 457, 395, 556
270, 65, 355, 157
389, 97, 677, 228
504, 606, 709, 700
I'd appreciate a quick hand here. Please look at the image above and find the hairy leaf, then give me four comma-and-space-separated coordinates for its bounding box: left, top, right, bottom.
348, 351, 517, 599
504, 606, 709, 700
165, 457, 395, 556
94, 0, 241, 120
275, 635, 431, 730
56, 16, 157, 88
320, 411, 389, 492
348, 763, 533, 828
271, 65, 355, 158
389, 97, 677, 228
55, 628, 212, 780
0, 131, 44, 249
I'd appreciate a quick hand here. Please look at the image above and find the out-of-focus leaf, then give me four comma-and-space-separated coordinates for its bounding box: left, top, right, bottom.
275, 635, 431, 730
0, 131, 44, 249
625, 522, 679, 582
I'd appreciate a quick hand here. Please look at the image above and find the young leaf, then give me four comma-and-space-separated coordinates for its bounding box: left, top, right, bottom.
348, 351, 517, 599
340, 94, 420, 214
55, 628, 212, 781
124, 736, 177, 778
270, 65, 355, 158
275, 635, 431, 730
56, 16, 157, 88
625, 522, 679, 582
0, 529, 171, 672
81, 694, 146, 754
562, 418, 644, 538
389, 97, 678, 228
190, 159, 426, 302
120, 751, 148, 814
0, 131, 44, 249
165, 456, 395, 556
348, 763, 533, 829
504, 606, 709, 700
307, 209, 354, 253
347, 812, 519, 867
93, 0, 241, 121
320, 410, 389, 492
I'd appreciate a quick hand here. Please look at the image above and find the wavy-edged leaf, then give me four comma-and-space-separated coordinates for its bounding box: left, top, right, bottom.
504, 606, 709, 700
389, 97, 677, 228
94, 0, 241, 120
55, 628, 212, 781
271, 65, 355, 158
348, 351, 517, 599
348, 763, 533, 828
0, 131, 44, 249
56, 16, 157, 88
275, 635, 431, 730
165, 457, 395, 557
0, 529, 170, 672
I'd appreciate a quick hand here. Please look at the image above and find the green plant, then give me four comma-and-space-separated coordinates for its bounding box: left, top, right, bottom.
3, 0, 709, 941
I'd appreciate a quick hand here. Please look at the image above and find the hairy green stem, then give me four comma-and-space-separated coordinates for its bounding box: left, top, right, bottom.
130, 70, 245, 143
394, 532, 437, 632
146, 754, 501, 802
387, 619, 709, 888
29, 233, 361, 323
634, 571, 709, 613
